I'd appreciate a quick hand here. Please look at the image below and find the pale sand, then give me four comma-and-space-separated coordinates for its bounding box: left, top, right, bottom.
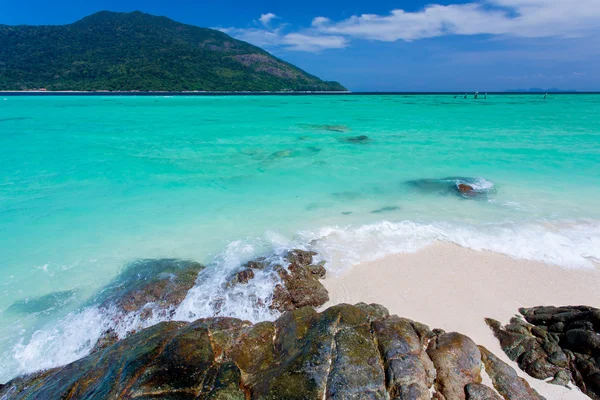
322, 242, 600, 399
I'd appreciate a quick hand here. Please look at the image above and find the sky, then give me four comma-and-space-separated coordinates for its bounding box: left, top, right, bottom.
2, 0, 600, 91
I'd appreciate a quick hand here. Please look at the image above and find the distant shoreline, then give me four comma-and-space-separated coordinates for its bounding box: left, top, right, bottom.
1, 90, 598, 96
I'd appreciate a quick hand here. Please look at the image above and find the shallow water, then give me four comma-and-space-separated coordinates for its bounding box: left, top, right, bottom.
1, 94, 600, 382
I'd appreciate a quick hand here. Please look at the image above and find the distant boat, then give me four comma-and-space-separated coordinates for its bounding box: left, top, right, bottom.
544, 93, 548, 99
484, 93, 488, 99
474, 92, 479, 99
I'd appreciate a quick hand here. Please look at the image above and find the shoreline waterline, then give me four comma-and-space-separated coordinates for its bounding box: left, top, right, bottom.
322, 242, 600, 399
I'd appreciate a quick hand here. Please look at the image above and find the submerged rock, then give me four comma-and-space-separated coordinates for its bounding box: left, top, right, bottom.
488, 305, 600, 400
341, 135, 370, 143
96, 258, 205, 318
371, 206, 400, 214
7, 289, 79, 315
307, 124, 350, 132
1, 303, 543, 400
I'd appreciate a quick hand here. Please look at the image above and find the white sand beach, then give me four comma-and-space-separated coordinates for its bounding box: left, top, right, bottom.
322, 243, 600, 399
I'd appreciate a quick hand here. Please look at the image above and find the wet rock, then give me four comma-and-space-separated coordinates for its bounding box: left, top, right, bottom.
90, 329, 119, 354
489, 305, 600, 400
227, 268, 255, 287
465, 383, 503, 400
270, 249, 329, 312
427, 332, 482, 400
3, 303, 550, 400
457, 183, 475, 195
97, 258, 204, 317
479, 346, 545, 400
406, 177, 494, 199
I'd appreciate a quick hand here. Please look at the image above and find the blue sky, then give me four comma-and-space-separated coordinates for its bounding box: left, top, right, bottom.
2, 0, 600, 91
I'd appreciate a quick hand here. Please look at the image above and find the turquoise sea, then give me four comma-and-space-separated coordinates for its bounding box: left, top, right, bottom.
1, 94, 599, 382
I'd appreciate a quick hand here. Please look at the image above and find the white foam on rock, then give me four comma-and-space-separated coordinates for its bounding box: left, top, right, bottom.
3, 218, 599, 383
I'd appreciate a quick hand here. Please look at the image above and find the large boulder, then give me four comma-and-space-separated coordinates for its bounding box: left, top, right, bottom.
427, 332, 483, 400
488, 305, 600, 400
1, 303, 544, 400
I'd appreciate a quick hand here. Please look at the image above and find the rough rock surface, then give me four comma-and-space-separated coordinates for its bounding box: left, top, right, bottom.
270, 249, 330, 312
1, 303, 543, 400
97, 258, 205, 316
487, 305, 600, 399
427, 332, 482, 400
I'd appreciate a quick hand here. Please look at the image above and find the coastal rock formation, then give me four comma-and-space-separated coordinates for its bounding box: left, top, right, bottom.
225, 249, 330, 313
1, 303, 543, 400
97, 258, 205, 318
487, 306, 600, 399
406, 177, 494, 199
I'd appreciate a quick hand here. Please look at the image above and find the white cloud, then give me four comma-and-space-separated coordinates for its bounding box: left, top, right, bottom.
259, 13, 278, 27
218, 26, 347, 52
220, 1, 600, 52
315, 0, 600, 42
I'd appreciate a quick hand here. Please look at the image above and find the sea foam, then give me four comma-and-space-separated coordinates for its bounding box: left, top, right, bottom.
3, 218, 600, 383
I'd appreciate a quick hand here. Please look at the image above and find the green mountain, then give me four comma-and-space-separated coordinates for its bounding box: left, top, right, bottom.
0, 11, 347, 92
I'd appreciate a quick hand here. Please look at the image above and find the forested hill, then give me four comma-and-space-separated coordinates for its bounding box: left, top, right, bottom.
0, 11, 347, 92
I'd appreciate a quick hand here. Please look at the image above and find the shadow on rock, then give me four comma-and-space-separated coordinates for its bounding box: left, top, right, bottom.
487, 305, 600, 400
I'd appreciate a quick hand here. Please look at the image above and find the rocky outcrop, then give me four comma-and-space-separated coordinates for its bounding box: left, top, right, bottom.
487, 305, 600, 399
97, 258, 205, 317
1, 303, 543, 400
270, 250, 329, 312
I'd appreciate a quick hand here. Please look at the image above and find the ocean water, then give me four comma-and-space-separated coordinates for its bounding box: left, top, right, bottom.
1, 94, 599, 382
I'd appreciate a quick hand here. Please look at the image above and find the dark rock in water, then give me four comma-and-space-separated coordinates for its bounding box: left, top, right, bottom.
488, 305, 600, 400
371, 206, 400, 214
2, 303, 545, 400
332, 191, 363, 201
269, 150, 293, 160
342, 135, 370, 143
227, 268, 255, 287
7, 289, 79, 315
407, 177, 494, 199
308, 124, 350, 132
458, 183, 475, 195
96, 258, 204, 318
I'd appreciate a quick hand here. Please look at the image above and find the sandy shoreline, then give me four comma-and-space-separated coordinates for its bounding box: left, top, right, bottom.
322, 242, 600, 399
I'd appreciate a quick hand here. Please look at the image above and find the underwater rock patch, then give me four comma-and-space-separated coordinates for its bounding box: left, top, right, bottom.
371, 206, 400, 214
96, 258, 205, 318
7, 290, 79, 315
341, 135, 370, 143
